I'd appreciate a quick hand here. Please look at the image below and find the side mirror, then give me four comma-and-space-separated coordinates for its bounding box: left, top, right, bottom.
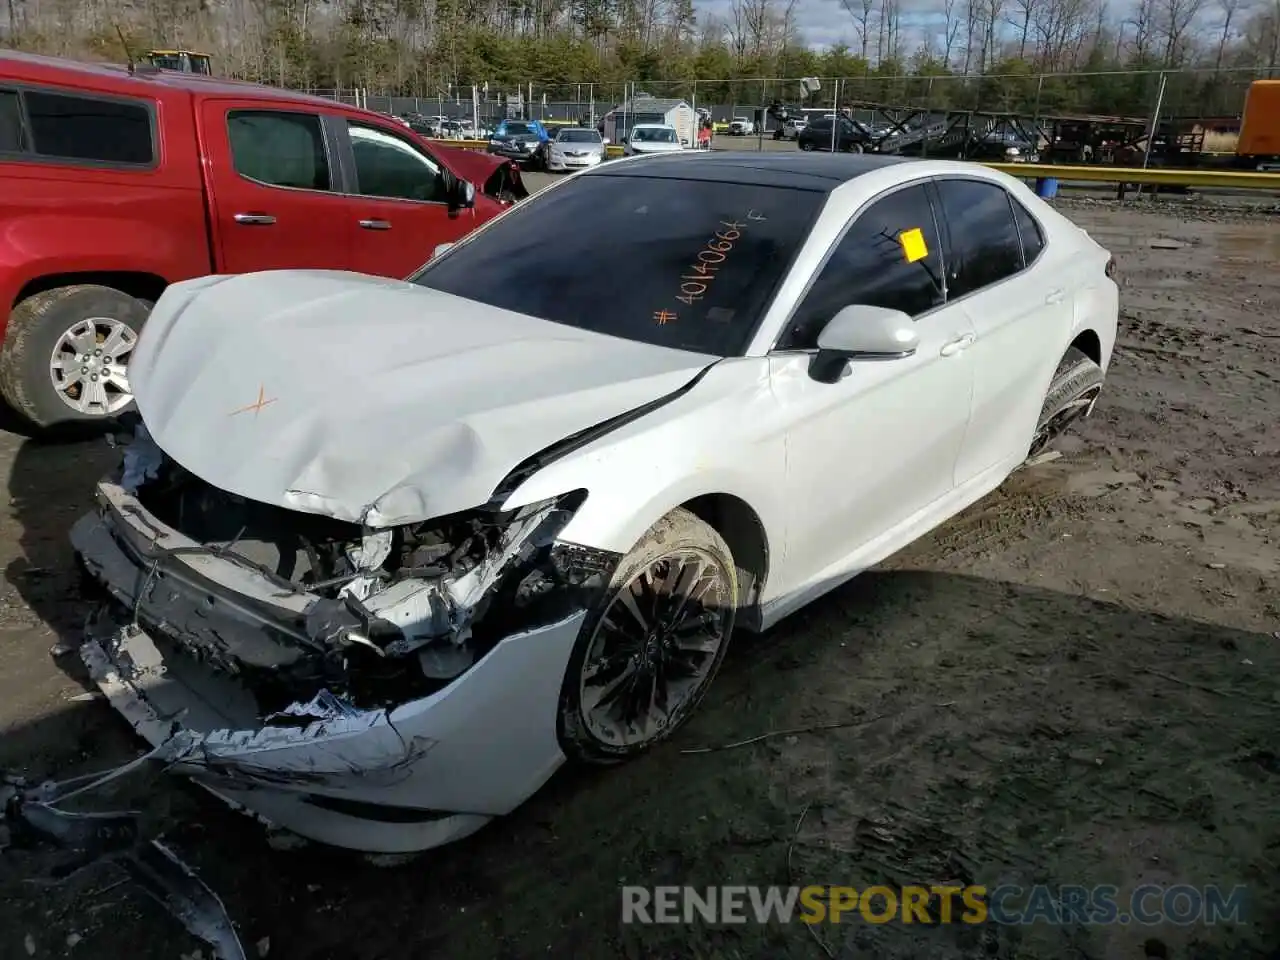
448, 178, 476, 213
433, 242, 454, 258
810, 305, 918, 383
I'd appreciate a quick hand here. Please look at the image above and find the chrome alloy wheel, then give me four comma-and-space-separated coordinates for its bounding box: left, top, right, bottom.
578, 549, 733, 748
49, 317, 138, 416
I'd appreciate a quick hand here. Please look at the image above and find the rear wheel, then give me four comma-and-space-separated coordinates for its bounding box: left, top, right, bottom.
800, 140, 815, 152
558, 508, 737, 764
0, 285, 151, 429
1027, 346, 1104, 460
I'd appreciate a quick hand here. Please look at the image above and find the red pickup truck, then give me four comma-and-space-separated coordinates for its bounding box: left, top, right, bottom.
0, 51, 526, 429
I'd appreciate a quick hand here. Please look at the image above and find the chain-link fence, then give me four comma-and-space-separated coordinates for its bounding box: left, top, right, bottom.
308, 66, 1268, 154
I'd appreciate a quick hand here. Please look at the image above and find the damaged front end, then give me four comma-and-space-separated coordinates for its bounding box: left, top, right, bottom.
69, 419, 618, 853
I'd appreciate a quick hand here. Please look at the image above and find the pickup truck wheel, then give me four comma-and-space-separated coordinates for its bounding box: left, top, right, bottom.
559, 508, 737, 764
0, 285, 150, 428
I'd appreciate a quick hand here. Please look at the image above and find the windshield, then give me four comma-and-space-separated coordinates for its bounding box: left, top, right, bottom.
558, 129, 600, 143
409, 175, 822, 357
500, 123, 535, 137
634, 127, 676, 143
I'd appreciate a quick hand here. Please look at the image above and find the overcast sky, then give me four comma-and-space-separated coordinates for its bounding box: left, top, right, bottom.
694, 0, 952, 52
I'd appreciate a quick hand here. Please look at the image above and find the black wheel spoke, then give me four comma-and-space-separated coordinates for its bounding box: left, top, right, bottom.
579, 547, 731, 748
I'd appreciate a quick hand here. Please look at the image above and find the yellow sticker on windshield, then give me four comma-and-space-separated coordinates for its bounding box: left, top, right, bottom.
899, 227, 928, 263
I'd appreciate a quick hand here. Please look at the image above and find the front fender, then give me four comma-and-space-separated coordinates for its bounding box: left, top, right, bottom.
499, 359, 788, 559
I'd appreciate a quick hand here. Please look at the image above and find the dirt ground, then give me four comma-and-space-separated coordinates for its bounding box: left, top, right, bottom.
0, 189, 1278, 960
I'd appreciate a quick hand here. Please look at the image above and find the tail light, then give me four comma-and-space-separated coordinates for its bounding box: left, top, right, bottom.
1105, 256, 1117, 279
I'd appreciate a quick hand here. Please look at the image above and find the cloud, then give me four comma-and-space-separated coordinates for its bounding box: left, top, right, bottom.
694, 0, 953, 52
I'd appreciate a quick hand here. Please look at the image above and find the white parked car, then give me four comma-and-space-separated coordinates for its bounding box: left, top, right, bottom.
623, 123, 683, 155
546, 126, 607, 172
728, 116, 755, 135
73, 153, 1117, 856
774, 117, 808, 140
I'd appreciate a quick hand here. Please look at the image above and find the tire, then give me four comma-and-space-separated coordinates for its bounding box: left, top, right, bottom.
800, 140, 815, 152
0, 285, 151, 429
1028, 346, 1104, 459
558, 508, 738, 764
843, 141, 863, 153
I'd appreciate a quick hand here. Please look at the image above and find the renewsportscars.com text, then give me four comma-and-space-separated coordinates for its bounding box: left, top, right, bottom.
621, 884, 1248, 926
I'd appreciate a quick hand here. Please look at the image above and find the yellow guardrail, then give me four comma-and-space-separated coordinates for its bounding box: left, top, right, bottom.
428, 137, 626, 158
425, 140, 1279, 188
983, 162, 1280, 190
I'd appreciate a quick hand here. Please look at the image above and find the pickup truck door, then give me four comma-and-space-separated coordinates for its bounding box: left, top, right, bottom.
198, 99, 354, 273
335, 117, 477, 278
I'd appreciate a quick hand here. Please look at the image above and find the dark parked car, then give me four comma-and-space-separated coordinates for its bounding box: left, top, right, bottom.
797, 116, 871, 153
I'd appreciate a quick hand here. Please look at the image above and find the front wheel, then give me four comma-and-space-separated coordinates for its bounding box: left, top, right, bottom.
0, 285, 151, 429
799, 140, 815, 152
558, 508, 738, 764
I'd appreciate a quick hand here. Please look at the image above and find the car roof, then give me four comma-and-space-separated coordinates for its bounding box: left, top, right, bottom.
0, 49, 347, 109
582, 151, 911, 191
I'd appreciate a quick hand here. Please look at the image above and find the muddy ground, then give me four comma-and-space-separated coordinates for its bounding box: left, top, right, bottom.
0, 187, 1278, 960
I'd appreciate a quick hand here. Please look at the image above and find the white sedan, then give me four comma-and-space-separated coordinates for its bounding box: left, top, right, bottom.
623, 123, 684, 155
72, 153, 1118, 855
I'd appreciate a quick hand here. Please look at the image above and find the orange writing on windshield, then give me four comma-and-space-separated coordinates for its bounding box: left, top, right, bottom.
675, 219, 747, 308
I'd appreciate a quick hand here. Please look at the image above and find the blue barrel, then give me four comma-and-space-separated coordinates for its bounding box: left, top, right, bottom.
1035, 176, 1059, 199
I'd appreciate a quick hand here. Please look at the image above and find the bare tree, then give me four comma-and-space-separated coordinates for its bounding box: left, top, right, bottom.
941, 0, 963, 66
1007, 0, 1040, 58
1158, 0, 1208, 64
837, 0, 876, 61
1213, 0, 1250, 68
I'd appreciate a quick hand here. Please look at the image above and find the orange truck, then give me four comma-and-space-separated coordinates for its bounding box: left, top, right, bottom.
1238, 80, 1280, 170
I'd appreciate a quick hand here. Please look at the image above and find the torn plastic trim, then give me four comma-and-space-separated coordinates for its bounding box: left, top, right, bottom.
3, 755, 247, 960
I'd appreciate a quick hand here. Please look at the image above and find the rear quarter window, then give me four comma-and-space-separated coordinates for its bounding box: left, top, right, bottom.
1011, 199, 1045, 265
23, 90, 154, 165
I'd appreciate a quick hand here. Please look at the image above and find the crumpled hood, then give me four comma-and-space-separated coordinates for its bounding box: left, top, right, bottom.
130, 271, 715, 526
428, 142, 508, 183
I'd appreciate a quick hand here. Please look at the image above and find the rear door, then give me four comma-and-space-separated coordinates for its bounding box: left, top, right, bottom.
198, 99, 353, 273
933, 177, 1072, 482
333, 117, 469, 278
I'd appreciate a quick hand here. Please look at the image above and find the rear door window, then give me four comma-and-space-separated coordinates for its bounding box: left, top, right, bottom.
0, 90, 24, 152
24, 90, 153, 164
933, 179, 1025, 298
227, 110, 331, 191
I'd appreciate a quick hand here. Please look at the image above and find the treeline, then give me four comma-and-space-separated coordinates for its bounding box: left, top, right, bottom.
2, 0, 1278, 117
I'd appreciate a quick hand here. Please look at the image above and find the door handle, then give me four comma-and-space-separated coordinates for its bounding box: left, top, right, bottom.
233, 213, 276, 226
1045, 288, 1065, 304
939, 332, 976, 357
359, 219, 392, 231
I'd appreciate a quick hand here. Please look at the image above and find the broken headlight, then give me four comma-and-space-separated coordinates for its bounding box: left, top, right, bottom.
309, 489, 599, 692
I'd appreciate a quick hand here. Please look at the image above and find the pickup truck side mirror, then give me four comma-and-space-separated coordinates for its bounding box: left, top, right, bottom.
448, 178, 476, 214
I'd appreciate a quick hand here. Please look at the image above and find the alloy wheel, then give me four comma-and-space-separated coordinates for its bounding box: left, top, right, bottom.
578, 548, 732, 748
49, 317, 138, 416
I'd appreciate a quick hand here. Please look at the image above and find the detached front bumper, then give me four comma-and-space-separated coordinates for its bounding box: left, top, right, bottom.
70, 485, 587, 854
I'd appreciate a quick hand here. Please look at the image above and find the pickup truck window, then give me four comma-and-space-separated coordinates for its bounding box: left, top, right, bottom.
0, 91, 23, 152
347, 121, 447, 203
23, 90, 153, 165
227, 110, 331, 191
